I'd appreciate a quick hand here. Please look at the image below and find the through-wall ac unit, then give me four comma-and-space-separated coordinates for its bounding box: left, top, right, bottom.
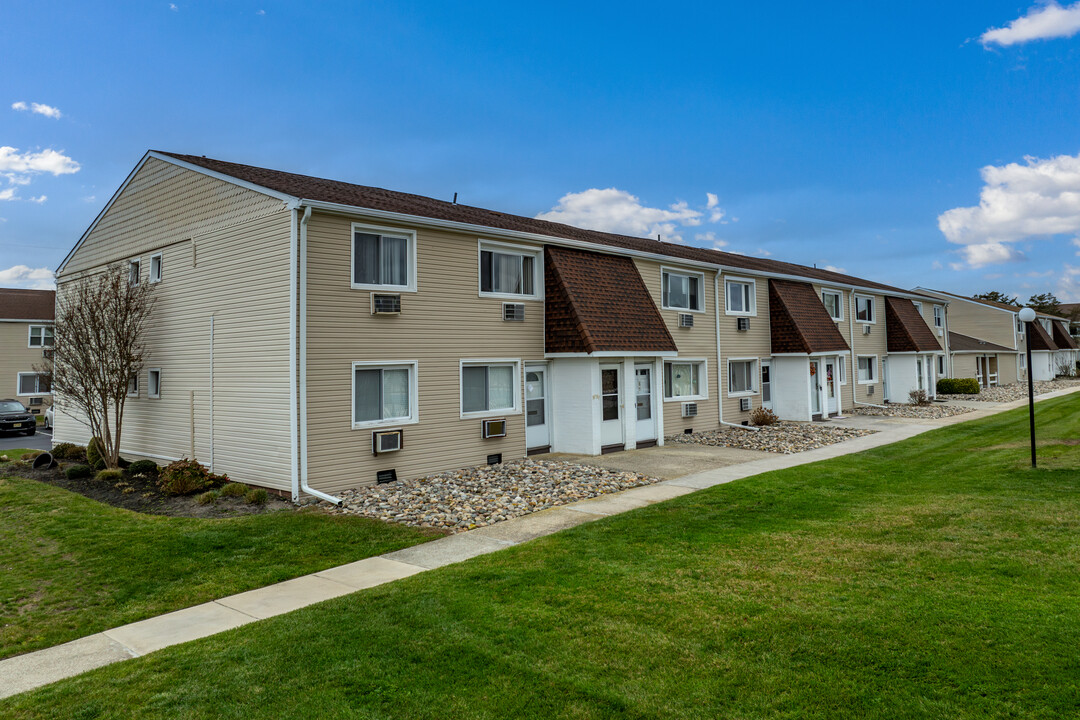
862, 324, 872, 335
372, 429, 403, 455
867, 385, 875, 396
503, 303, 525, 322
937, 327, 944, 336
371, 293, 402, 315
678, 313, 694, 328
482, 418, 507, 439
736, 317, 750, 331
681, 402, 698, 418
739, 397, 752, 412
29, 397, 42, 406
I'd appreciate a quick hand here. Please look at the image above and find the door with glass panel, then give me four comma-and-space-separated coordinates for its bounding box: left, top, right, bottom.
825, 360, 838, 414
634, 364, 656, 443
810, 361, 822, 415
525, 366, 549, 450
600, 364, 624, 447
761, 361, 772, 410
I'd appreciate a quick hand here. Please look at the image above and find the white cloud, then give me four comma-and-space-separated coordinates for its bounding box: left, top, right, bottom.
938, 152, 1080, 267
694, 231, 727, 249
29, 195, 46, 204
169, 3, 178, 10
536, 188, 709, 243
0, 147, 80, 175
823, 265, 846, 274
1057, 265, 1080, 301
0, 265, 55, 289
981, 2, 1080, 47
931, 260, 943, 270
256, 8, 265, 15
12, 101, 62, 119
11, 101, 26, 111
1072, 237, 1080, 255
0, 187, 16, 202
756, 248, 772, 257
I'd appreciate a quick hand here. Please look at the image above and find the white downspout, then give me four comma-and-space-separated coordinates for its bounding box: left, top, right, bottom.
289, 207, 299, 502
298, 205, 342, 506
715, 271, 759, 431
209, 315, 214, 473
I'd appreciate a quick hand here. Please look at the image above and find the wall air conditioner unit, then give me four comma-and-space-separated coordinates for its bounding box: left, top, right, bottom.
681, 402, 698, 418
862, 324, 872, 335
29, 397, 42, 406
482, 418, 507, 438
503, 303, 525, 322
867, 385, 875, 396
372, 429, 403, 455
937, 327, 944, 337
678, 313, 694, 328
739, 397, 752, 412
371, 293, 402, 315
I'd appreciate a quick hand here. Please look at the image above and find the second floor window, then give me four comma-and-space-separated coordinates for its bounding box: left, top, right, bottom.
28, 325, 54, 347
725, 278, 755, 315
129, 259, 140, 286
352, 225, 415, 291
480, 248, 536, 297
822, 291, 843, 321
855, 295, 875, 322
663, 269, 704, 311
933, 305, 944, 327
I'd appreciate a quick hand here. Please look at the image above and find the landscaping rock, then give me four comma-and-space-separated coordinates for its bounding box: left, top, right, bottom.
667, 421, 875, 454
852, 404, 973, 419
939, 378, 1080, 404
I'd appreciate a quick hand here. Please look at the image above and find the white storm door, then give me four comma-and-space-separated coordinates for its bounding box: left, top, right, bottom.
761, 361, 772, 410
525, 366, 549, 449
600, 364, 624, 447
634, 364, 656, 442
825, 360, 838, 414
810, 361, 822, 415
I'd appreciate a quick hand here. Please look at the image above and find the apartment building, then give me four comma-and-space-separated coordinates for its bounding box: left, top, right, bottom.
0, 288, 55, 416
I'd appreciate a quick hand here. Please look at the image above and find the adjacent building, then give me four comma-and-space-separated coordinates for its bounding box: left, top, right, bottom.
0, 288, 55, 416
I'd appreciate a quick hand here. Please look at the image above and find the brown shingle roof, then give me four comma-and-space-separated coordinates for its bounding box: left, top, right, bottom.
1027, 320, 1058, 351
0, 288, 55, 321
544, 246, 676, 354
947, 331, 1014, 353
157, 151, 925, 296
1052, 321, 1078, 350
768, 279, 850, 354
885, 297, 942, 353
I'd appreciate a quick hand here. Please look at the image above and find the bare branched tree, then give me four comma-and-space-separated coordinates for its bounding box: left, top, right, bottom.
38, 263, 156, 468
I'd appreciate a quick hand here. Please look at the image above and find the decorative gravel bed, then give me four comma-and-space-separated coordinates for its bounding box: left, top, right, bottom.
334, 459, 661, 532
667, 421, 875, 454
852, 404, 974, 419
939, 378, 1080, 404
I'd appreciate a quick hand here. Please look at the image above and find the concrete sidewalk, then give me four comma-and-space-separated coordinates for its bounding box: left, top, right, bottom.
3, 384, 1077, 701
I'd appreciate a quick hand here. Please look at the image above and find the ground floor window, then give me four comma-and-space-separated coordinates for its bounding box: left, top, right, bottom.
857, 356, 876, 383
462, 361, 519, 415
17, 372, 51, 395
727, 359, 757, 396
353, 362, 417, 427
937, 355, 945, 375
147, 369, 162, 398
664, 361, 705, 400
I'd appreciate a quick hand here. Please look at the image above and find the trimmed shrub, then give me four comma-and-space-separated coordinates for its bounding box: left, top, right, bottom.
937, 377, 980, 395
158, 459, 214, 496
908, 389, 930, 406
196, 490, 220, 506
749, 407, 779, 427
245, 488, 269, 505
126, 460, 160, 479
65, 464, 93, 480
86, 437, 107, 471
220, 482, 248, 498
95, 469, 124, 483
51, 443, 87, 462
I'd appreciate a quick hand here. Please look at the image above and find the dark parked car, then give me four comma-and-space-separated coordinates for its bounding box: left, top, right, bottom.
0, 399, 37, 436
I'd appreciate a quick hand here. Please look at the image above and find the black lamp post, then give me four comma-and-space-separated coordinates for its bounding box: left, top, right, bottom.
1018, 307, 1037, 468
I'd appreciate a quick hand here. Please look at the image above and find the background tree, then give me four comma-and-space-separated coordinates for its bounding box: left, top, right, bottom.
973, 290, 1019, 306
39, 263, 156, 468
1027, 292, 1062, 316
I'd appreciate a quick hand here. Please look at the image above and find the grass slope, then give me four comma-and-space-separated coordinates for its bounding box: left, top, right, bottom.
0, 473, 435, 660
4, 396, 1080, 719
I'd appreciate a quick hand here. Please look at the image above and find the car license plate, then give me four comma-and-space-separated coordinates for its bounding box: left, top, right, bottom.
12, 422, 23, 428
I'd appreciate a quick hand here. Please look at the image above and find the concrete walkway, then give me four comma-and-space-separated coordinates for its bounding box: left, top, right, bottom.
3, 385, 1078, 701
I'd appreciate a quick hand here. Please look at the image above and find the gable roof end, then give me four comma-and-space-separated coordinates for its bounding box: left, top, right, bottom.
1052, 321, 1078, 350
768, 279, 850, 354
885, 296, 942, 353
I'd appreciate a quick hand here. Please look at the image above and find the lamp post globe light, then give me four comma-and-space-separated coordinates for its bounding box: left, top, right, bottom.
1018, 307, 1037, 468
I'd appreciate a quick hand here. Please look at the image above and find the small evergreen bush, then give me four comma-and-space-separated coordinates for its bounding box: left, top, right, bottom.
65, 464, 93, 480
126, 459, 160, 478
86, 437, 107, 470
937, 378, 980, 394
245, 488, 269, 505
51, 443, 87, 462
158, 459, 214, 496
95, 469, 124, 482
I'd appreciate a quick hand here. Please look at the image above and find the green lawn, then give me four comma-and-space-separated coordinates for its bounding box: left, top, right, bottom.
0, 465, 436, 661
4, 396, 1080, 719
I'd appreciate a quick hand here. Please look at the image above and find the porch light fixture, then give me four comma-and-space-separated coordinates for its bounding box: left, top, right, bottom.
1018, 307, 1037, 468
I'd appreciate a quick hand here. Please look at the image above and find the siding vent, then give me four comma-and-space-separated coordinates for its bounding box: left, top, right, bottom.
736, 317, 750, 331
376, 469, 397, 485
867, 385, 875, 396
862, 324, 872, 335
482, 418, 507, 439
739, 397, 752, 412
678, 313, 694, 328
372, 429, 403, 455
487, 453, 503, 465
681, 402, 698, 418
371, 294, 402, 315
502, 303, 525, 322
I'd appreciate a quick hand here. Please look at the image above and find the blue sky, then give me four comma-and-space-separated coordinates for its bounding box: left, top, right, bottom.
3, 1, 1080, 300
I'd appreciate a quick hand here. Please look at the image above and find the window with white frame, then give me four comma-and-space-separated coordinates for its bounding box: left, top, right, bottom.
727, 359, 757, 396
352, 224, 416, 291
147, 368, 161, 398
662, 269, 705, 312
17, 372, 51, 395
839, 358, 847, 384
933, 305, 944, 328
28, 325, 54, 347
724, 278, 756, 315
912, 301, 922, 313
129, 259, 141, 286
855, 295, 875, 323
127, 373, 139, 397
857, 356, 877, 383
664, 360, 705, 400
937, 356, 945, 375
353, 362, 417, 427
461, 361, 519, 415
1016, 317, 1025, 335
150, 253, 163, 283
479, 242, 539, 298
822, 290, 843, 321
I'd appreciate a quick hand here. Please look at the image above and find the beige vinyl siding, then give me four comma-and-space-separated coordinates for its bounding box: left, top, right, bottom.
718, 273, 771, 423
63, 157, 286, 274
304, 211, 545, 495
928, 294, 1018, 350
850, 292, 888, 403
633, 260, 719, 434
1, 321, 53, 415
951, 354, 976, 380
997, 354, 1019, 384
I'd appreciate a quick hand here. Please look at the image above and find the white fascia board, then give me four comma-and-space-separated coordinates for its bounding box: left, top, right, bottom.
0, 318, 53, 323
951, 350, 1017, 355
770, 350, 851, 358
543, 351, 679, 358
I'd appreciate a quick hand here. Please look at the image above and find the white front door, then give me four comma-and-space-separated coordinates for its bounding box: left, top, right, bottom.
634, 364, 656, 443
825, 360, 838, 414
761, 361, 772, 410
600, 364, 624, 447
810, 361, 822, 415
882, 357, 889, 401
525, 366, 549, 450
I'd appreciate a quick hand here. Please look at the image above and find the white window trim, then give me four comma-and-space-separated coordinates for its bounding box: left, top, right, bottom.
857, 355, 878, 384
912, 301, 922, 313
854, 294, 876, 324
149, 252, 163, 283
726, 357, 759, 398
477, 239, 542, 301
147, 368, 161, 398
16, 372, 51, 396
350, 222, 418, 293
129, 258, 141, 287
933, 305, 944, 327
27, 324, 53, 348
351, 360, 420, 430
839, 357, 847, 385
821, 288, 844, 321
661, 266, 706, 313
459, 358, 522, 418
724, 276, 757, 317
662, 358, 709, 402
